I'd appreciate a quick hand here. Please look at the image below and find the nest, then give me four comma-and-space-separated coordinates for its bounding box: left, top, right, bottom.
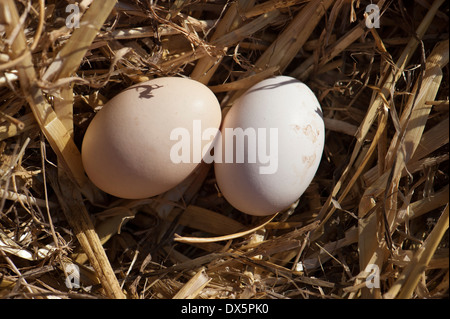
0, 0, 448, 299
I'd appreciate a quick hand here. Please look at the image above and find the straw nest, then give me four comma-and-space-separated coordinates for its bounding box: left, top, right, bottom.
0, 0, 448, 299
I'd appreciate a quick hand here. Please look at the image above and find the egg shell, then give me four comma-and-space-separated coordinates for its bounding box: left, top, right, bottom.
82, 77, 221, 199
214, 76, 325, 216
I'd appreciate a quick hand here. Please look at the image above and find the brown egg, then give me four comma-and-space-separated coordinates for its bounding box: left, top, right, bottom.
81, 77, 221, 199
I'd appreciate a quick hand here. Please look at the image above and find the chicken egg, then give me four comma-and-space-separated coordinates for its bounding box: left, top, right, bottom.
81, 77, 221, 199
214, 76, 325, 216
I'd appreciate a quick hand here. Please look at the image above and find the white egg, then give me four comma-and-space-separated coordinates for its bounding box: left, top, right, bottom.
214, 76, 325, 216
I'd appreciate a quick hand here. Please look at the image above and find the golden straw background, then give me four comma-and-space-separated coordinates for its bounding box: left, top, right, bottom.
0, 0, 448, 299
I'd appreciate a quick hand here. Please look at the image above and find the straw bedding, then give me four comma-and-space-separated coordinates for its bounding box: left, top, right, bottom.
0, 0, 448, 299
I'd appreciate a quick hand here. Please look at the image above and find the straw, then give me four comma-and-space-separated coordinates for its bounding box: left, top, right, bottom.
0, 0, 448, 300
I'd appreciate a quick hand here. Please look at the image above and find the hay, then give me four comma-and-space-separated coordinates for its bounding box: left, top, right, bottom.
0, 0, 448, 299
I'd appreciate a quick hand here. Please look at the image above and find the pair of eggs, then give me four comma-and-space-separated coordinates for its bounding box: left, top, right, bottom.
81, 76, 325, 216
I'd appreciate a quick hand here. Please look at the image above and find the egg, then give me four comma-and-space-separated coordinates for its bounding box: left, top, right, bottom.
214, 76, 325, 216
82, 77, 221, 199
